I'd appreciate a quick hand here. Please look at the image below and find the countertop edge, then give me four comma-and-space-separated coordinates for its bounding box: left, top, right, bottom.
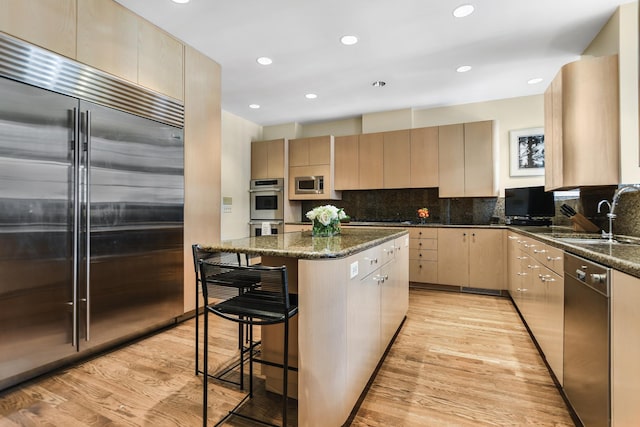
202, 229, 409, 260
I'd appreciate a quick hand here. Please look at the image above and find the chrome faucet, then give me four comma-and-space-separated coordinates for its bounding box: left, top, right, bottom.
597, 185, 640, 243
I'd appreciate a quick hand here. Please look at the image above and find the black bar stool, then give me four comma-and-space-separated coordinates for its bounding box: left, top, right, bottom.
192, 244, 259, 386
199, 259, 298, 427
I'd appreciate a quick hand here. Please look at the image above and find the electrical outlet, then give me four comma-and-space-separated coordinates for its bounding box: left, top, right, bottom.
350, 261, 359, 279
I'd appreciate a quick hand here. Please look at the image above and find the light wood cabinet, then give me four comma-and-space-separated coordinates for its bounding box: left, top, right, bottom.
358, 133, 384, 189
251, 138, 285, 179
611, 270, 640, 427
289, 136, 331, 167
383, 130, 411, 189
1, 0, 77, 59
334, 135, 359, 190
284, 223, 312, 233
408, 228, 437, 284
544, 55, 619, 190
438, 121, 496, 197
137, 19, 184, 101
507, 232, 564, 384
183, 45, 221, 313
410, 126, 439, 188
437, 124, 465, 197
77, 0, 139, 83
437, 228, 505, 290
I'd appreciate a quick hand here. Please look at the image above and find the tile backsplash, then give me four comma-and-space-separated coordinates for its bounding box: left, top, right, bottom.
299, 186, 640, 238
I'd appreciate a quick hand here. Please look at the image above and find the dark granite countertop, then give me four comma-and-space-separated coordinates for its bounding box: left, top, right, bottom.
510, 226, 640, 279
201, 228, 408, 260
286, 222, 640, 279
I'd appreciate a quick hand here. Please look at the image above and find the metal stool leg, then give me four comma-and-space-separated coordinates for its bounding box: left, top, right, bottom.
283, 317, 289, 427
203, 309, 208, 427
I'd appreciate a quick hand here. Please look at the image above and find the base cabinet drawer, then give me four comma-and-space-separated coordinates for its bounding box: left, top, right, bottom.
409, 260, 437, 283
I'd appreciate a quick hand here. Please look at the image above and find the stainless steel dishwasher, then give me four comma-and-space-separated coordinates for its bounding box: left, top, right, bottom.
564, 253, 610, 427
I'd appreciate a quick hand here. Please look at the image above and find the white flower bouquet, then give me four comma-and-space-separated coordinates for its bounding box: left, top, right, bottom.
305, 204, 348, 237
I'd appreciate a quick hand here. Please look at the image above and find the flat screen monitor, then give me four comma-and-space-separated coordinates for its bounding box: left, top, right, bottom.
504, 186, 555, 218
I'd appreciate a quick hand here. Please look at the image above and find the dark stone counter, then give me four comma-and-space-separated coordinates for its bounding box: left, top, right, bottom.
201, 227, 408, 259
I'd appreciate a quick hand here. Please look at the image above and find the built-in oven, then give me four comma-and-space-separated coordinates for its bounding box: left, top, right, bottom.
248, 220, 283, 237
564, 253, 610, 427
250, 178, 284, 220
295, 175, 324, 195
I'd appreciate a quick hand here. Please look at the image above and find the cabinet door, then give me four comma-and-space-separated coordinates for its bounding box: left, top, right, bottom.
436, 228, 468, 286
544, 77, 563, 191
410, 126, 439, 188
1, 0, 76, 59
468, 229, 505, 290
358, 133, 383, 189
464, 121, 496, 197
138, 19, 184, 101
562, 55, 619, 187
289, 138, 309, 167
251, 141, 269, 179
383, 130, 411, 189
77, 0, 138, 82
183, 46, 222, 312
611, 270, 640, 426
334, 135, 359, 190
437, 124, 464, 197
267, 139, 285, 178
346, 267, 380, 405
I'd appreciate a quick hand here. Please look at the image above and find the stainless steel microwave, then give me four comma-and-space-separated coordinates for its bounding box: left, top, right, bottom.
295, 176, 324, 195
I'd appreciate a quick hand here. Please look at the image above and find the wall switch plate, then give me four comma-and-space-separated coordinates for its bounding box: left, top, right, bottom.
350, 261, 359, 279
223, 206, 232, 213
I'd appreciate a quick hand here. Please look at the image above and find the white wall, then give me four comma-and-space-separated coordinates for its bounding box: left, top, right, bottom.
220, 110, 262, 239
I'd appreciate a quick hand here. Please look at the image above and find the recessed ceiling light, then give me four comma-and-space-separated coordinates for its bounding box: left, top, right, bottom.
305, 93, 318, 99
256, 57, 273, 66
453, 4, 475, 18
171, 0, 190, 4
456, 65, 472, 73
340, 35, 358, 46
249, 104, 260, 109
527, 77, 544, 85
372, 81, 386, 87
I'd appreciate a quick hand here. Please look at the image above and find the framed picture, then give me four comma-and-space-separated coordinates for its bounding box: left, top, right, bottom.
509, 127, 545, 176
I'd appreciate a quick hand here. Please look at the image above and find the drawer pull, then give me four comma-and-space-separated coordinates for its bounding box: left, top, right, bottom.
546, 256, 562, 261
533, 249, 547, 254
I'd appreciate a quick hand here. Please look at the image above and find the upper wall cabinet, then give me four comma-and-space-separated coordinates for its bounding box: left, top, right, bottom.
358, 133, 384, 189
77, 0, 139, 83
410, 126, 439, 188
289, 136, 331, 167
383, 130, 411, 189
334, 135, 359, 190
1, 0, 77, 59
251, 138, 285, 179
137, 19, 184, 101
3, 0, 186, 101
438, 120, 497, 198
288, 135, 341, 200
544, 55, 619, 190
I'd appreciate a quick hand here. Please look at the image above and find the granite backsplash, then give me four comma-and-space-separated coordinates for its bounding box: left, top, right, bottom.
299, 186, 640, 238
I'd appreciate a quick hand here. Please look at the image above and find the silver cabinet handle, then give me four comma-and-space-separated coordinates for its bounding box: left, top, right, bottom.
508, 235, 518, 240
546, 256, 562, 261
533, 249, 547, 254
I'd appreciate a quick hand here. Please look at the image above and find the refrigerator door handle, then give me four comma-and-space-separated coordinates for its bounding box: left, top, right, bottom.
83, 110, 91, 342
71, 107, 79, 349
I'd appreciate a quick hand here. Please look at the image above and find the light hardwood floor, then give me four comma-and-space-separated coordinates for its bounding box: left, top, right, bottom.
0, 288, 574, 426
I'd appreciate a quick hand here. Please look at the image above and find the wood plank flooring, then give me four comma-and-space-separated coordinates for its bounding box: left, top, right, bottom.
0, 288, 574, 426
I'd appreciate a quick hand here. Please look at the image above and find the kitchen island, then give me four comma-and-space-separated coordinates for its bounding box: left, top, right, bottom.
201, 227, 409, 426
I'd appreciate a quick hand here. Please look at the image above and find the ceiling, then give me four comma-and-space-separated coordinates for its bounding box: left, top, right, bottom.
115, 0, 628, 127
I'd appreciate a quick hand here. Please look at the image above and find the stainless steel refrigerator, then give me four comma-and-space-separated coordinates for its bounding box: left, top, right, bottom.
0, 34, 184, 390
